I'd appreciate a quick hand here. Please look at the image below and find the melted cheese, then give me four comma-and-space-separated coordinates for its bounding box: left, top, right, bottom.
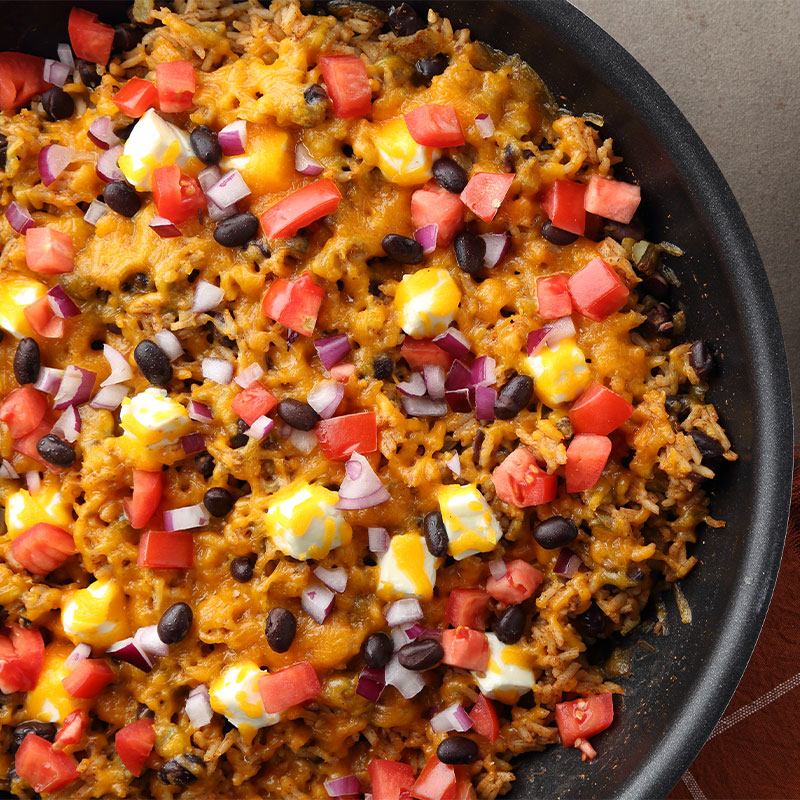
24, 644, 88, 723
394, 267, 461, 338
0, 277, 47, 339
377, 532, 438, 600
62, 578, 130, 649
5, 487, 72, 539
437, 484, 502, 560
524, 337, 591, 406
372, 117, 439, 186
209, 662, 279, 743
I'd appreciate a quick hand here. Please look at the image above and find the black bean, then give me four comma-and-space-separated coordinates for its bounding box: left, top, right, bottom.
603, 217, 646, 242
415, 54, 448, 81
494, 375, 533, 420
541, 220, 578, 246
134, 340, 172, 386
397, 638, 444, 671
195, 452, 215, 478
641, 304, 673, 337
13, 337, 40, 385
573, 603, 606, 638
42, 87, 74, 121
381, 234, 423, 265
77, 60, 101, 89
454, 232, 485, 276
534, 516, 578, 549
158, 754, 203, 786
437, 736, 479, 765
12, 721, 57, 750
494, 605, 526, 644
0, 133, 7, 170
265, 607, 297, 653
114, 121, 136, 141
432, 157, 468, 194
423, 510, 448, 558
583, 213, 604, 242
113, 24, 143, 53
104, 181, 141, 217
387, 2, 424, 35
230, 419, 249, 449
190, 125, 222, 165
639, 272, 670, 302
690, 430, 724, 466
368, 278, 384, 298
157, 602, 193, 645
363, 632, 393, 669
36, 434, 75, 468
304, 83, 328, 104
372, 354, 393, 381
131, 272, 150, 291
277, 398, 319, 431
203, 487, 234, 517
230, 555, 255, 582
665, 395, 690, 421
213, 212, 259, 248
689, 340, 714, 380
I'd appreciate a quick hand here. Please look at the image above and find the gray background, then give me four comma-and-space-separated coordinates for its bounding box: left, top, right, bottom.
572, 0, 799, 434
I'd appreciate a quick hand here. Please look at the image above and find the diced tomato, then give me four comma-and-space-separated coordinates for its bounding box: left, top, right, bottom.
232, 382, 277, 425
460, 172, 514, 223
412, 755, 458, 800
0, 387, 47, 438
536, 274, 572, 319
404, 104, 464, 148
68, 7, 114, 65
260, 179, 342, 240
319, 55, 371, 118
11, 523, 75, 575
453, 779, 476, 800
330, 362, 356, 382
156, 61, 195, 113
410, 182, 464, 247
115, 718, 155, 777
401, 337, 453, 371
316, 411, 377, 460
25, 227, 74, 274
258, 662, 321, 713
569, 383, 633, 436
62, 658, 115, 698
13, 420, 52, 465
445, 589, 490, 630
137, 530, 194, 569
567, 257, 629, 321
54, 709, 88, 750
555, 693, 614, 747
541, 180, 586, 236
261, 272, 324, 336
565, 433, 612, 493
23, 295, 66, 339
0, 623, 44, 694
0, 53, 49, 112
492, 448, 558, 508
368, 759, 415, 800
113, 77, 157, 117
487, 559, 544, 605
441, 627, 489, 672
124, 469, 163, 529
469, 694, 500, 743
584, 175, 641, 224
15, 734, 78, 793
152, 165, 205, 225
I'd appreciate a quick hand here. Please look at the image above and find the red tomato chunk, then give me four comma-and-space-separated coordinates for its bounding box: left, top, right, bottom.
0, 623, 44, 694
470, 694, 500, 742
460, 172, 514, 223
126, 469, 163, 529
62, 658, 115, 698
486, 559, 543, 605
555, 693, 614, 747
0, 53, 49, 112
368, 758, 415, 800
260, 179, 342, 240
404, 104, 465, 148
261, 272, 324, 336
540, 180, 586, 235
232, 383, 277, 425
441, 627, 489, 672
316, 411, 377, 460
412, 755, 458, 800
68, 7, 114, 65
565, 433, 612, 493
569, 383, 633, 436
258, 662, 321, 713
25, 227, 73, 274
156, 60, 196, 113
445, 588, 490, 630
319, 55, 372, 118
113, 77, 158, 117
13, 420, 54, 465
24, 296, 65, 339
401, 337, 453, 371
152, 165, 205, 224
11, 523, 75, 575
567, 257, 629, 321
0, 386, 47, 438
115, 718, 156, 777
536, 274, 572, 319
410, 182, 464, 247
54, 709, 87, 750
584, 175, 641, 224
492, 448, 558, 508
15, 734, 78, 793
137, 530, 194, 569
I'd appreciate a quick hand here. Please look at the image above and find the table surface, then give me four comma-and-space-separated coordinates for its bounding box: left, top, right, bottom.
572, 0, 799, 435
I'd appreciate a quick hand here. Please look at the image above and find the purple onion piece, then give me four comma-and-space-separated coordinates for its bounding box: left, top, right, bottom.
445, 359, 472, 391
367, 527, 389, 553
314, 333, 351, 370
445, 388, 472, 413
554, 548, 581, 578
396, 372, 426, 397
385, 598, 423, 627
47, 285, 80, 318
106, 637, 154, 673
433, 327, 470, 359
301, 583, 335, 624
474, 385, 497, 421
5, 201, 35, 234
96, 145, 125, 182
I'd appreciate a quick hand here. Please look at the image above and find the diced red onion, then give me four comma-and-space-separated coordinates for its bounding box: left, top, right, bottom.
106, 637, 153, 672
87, 116, 121, 150
186, 684, 214, 727
475, 113, 495, 138
480, 232, 511, 268
43, 58, 70, 87
391, 626, 411, 650
34, 366, 64, 395
154, 330, 183, 361
47, 285, 80, 318
289, 428, 317, 453
133, 625, 169, 657
401, 396, 447, 417
445, 453, 460, 477
336, 452, 390, 510
413, 223, 438, 255
163, 503, 209, 531
0, 459, 19, 480
474, 385, 496, 421
433, 327, 470, 359
57, 43, 74, 69
150, 216, 181, 238
198, 166, 235, 222
430, 702, 474, 733
202, 358, 234, 385
489, 559, 507, 580
234, 363, 263, 389
64, 643, 91, 671
324, 776, 361, 797
313, 566, 347, 593
471, 355, 496, 387
546, 315, 577, 348
405, 624, 441, 641
192, 279, 224, 314
100, 344, 132, 386
355, 666, 385, 702
84, 199, 108, 225
295, 142, 324, 176
314, 334, 351, 370
445, 388, 472, 413
307, 380, 344, 420
301, 583, 335, 624
26, 470, 41, 494
527, 328, 549, 356
39, 144, 74, 186
188, 399, 213, 422
90, 384, 128, 410
245, 414, 274, 440
51, 406, 81, 443
445, 360, 472, 391
385, 655, 426, 699
396, 372, 426, 397
218, 120, 247, 156
53, 365, 95, 409
385, 598, 423, 627
206, 169, 250, 209
422, 365, 445, 401
554, 548, 582, 578
368, 527, 389, 553
96, 144, 125, 182
5, 201, 35, 234
180, 433, 205, 455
